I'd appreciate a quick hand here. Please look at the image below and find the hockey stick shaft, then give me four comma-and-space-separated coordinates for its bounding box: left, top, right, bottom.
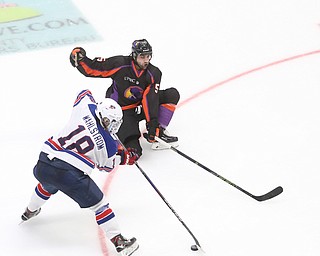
116, 138, 202, 248
134, 161, 202, 247
74, 53, 78, 67
155, 137, 283, 202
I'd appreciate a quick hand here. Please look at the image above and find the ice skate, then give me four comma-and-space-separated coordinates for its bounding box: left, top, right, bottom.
111, 234, 139, 256
21, 207, 41, 222
151, 128, 179, 150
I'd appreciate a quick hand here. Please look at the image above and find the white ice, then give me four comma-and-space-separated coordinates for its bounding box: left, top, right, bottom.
1, 0, 320, 255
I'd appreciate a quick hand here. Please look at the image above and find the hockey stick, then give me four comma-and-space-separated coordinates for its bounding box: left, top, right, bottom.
74, 53, 78, 67
116, 138, 204, 252
134, 161, 204, 252
155, 136, 283, 202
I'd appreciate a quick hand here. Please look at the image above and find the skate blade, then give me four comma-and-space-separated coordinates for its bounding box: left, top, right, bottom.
151, 141, 179, 150
120, 242, 139, 256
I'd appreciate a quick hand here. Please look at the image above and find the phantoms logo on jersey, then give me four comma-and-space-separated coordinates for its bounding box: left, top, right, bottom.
124, 86, 143, 100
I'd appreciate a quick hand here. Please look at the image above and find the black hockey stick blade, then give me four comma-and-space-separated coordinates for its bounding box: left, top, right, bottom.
154, 136, 284, 202
252, 186, 283, 201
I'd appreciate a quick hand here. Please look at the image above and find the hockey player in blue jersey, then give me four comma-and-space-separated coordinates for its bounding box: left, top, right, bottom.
21, 89, 139, 256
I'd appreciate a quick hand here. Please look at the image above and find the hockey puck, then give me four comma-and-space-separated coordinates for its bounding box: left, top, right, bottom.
191, 245, 198, 251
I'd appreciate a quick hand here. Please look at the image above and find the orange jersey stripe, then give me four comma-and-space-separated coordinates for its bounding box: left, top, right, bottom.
121, 102, 140, 110
142, 86, 151, 122
160, 103, 176, 112
80, 62, 121, 77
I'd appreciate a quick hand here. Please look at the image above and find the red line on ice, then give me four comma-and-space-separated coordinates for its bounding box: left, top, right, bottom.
98, 167, 118, 256
178, 49, 320, 108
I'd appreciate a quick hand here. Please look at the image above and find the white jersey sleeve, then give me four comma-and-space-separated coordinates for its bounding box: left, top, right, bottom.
41, 89, 121, 175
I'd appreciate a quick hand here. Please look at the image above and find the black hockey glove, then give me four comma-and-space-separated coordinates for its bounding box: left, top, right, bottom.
70, 47, 86, 67
145, 119, 160, 143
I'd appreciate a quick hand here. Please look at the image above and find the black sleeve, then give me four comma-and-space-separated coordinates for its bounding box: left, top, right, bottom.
72, 55, 126, 78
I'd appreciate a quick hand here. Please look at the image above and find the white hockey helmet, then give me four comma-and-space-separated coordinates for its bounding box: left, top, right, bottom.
95, 98, 123, 134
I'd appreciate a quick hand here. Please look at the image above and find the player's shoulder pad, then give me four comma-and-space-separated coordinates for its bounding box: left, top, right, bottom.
73, 89, 95, 107
104, 55, 131, 65
147, 63, 162, 76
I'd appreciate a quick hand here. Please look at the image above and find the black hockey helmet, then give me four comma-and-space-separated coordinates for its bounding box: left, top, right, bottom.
131, 39, 152, 60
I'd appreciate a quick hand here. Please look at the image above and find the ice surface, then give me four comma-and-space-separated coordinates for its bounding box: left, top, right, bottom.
1, 0, 320, 255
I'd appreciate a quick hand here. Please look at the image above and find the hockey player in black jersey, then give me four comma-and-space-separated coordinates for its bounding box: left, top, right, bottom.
70, 39, 180, 158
